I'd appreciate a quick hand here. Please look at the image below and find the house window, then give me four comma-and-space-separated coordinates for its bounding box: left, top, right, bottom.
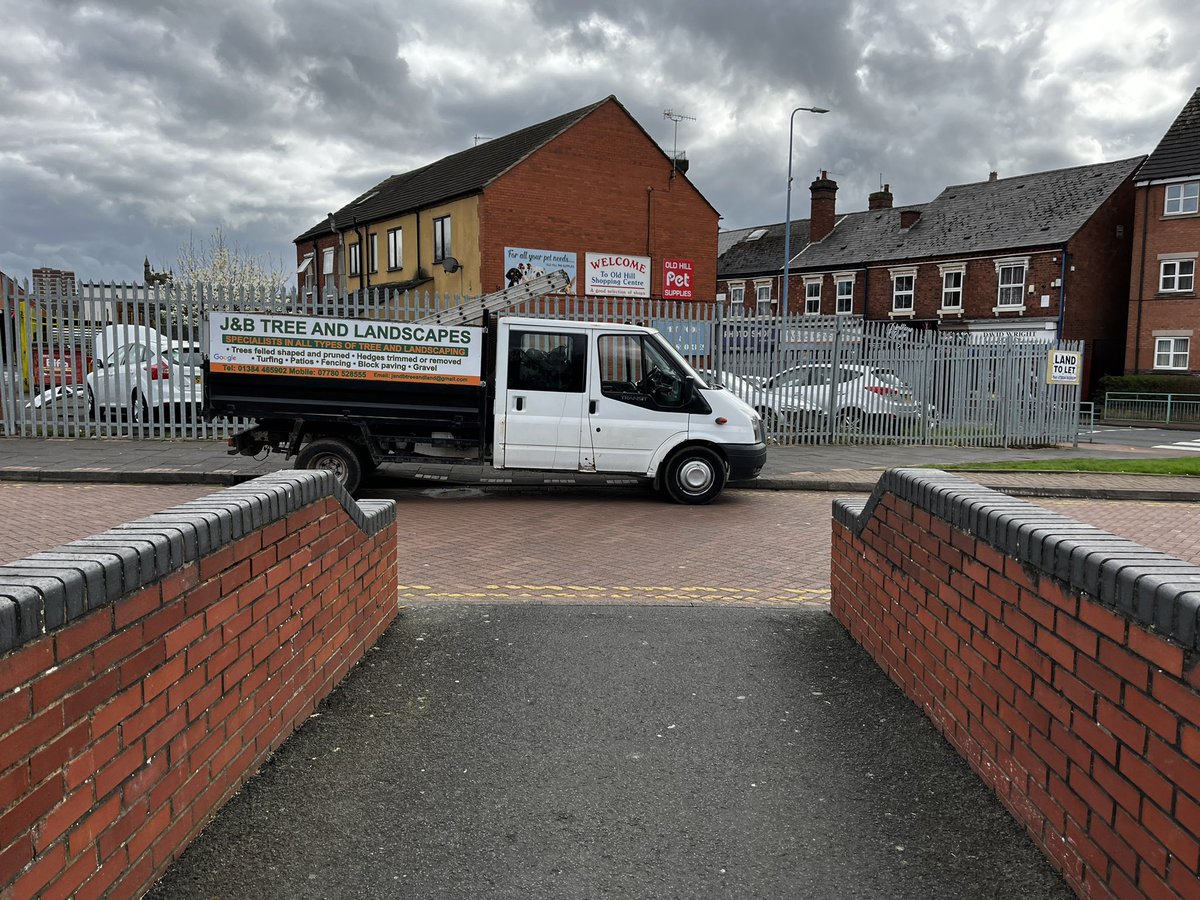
368, 233, 378, 274
804, 279, 821, 315
891, 270, 915, 312
996, 261, 1027, 308
433, 216, 451, 262
835, 275, 854, 314
348, 242, 361, 276
728, 283, 745, 310
754, 281, 774, 314
322, 248, 334, 275
940, 267, 963, 309
1160, 258, 1196, 293
387, 228, 403, 270
1165, 182, 1200, 216
1155, 337, 1190, 370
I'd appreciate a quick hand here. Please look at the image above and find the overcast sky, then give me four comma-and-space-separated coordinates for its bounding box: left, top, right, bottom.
2, 0, 1199, 284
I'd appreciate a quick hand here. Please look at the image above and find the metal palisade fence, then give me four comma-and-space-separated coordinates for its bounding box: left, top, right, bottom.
0, 274, 1080, 447
711, 308, 1084, 447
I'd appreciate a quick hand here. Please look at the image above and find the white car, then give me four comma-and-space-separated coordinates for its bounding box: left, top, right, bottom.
87, 326, 204, 423
763, 363, 933, 432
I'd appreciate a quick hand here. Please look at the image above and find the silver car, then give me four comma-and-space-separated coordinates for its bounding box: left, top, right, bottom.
697, 368, 823, 438
763, 363, 933, 432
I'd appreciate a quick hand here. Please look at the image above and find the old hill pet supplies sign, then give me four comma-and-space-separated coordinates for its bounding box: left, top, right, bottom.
585, 252, 650, 298
207, 312, 483, 385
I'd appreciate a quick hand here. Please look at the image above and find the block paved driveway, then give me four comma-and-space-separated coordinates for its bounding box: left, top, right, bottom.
1, 483, 1198, 580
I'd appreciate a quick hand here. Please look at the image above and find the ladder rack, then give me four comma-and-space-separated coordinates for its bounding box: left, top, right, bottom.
415, 270, 572, 326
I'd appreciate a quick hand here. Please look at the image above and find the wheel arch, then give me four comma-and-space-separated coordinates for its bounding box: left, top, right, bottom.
649, 438, 729, 490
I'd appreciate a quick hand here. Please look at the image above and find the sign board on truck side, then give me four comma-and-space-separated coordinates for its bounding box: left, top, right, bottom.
207, 312, 483, 386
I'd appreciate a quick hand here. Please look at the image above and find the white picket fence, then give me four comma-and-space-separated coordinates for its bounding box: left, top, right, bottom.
0, 274, 1081, 447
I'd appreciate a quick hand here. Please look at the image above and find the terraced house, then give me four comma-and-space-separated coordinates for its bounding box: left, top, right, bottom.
294, 96, 718, 303
719, 159, 1143, 393
1125, 87, 1200, 377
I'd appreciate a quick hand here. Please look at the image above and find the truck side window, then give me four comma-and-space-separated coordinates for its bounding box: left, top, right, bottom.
598, 334, 686, 408
507, 331, 586, 393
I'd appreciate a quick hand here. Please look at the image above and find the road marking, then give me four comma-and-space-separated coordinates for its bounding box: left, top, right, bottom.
1152, 439, 1200, 452
397, 584, 831, 606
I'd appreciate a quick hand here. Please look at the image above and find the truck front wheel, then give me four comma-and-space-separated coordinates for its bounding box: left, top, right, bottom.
297, 437, 363, 495
663, 446, 726, 505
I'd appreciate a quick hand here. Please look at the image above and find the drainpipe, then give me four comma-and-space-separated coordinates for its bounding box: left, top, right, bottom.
1133, 185, 1149, 372
1057, 244, 1068, 340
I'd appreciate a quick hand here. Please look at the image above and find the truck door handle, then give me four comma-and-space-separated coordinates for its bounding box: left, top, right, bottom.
515, 396, 525, 411
589, 400, 597, 414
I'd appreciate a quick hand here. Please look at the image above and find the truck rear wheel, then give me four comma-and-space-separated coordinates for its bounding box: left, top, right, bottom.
297, 437, 363, 494
663, 446, 726, 505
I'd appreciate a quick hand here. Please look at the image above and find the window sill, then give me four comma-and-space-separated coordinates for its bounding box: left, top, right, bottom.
937, 308, 963, 317
1154, 292, 1197, 300
992, 306, 1026, 315
889, 308, 915, 318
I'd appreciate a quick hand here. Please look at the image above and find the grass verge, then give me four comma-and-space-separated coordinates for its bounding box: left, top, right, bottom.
941, 457, 1200, 476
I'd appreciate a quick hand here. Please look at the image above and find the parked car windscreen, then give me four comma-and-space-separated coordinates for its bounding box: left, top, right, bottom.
169, 347, 203, 367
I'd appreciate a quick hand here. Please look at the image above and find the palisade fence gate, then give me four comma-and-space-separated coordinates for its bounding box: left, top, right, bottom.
0, 273, 1081, 447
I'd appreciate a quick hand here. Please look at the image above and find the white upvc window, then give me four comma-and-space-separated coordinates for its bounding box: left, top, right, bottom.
995, 258, 1028, 310
348, 242, 361, 276
1165, 181, 1200, 216
803, 277, 822, 315
939, 264, 964, 310
1160, 258, 1196, 293
728, 282, 745, 309
368, 232, 378, 273
433, 215, 452, 262
387, 227, 403, 270
754, 280, 774, 314
834, 272, 855, 314
890, 267, 916, 314
1155, 336, 1190, 370
322, 248, 334, 275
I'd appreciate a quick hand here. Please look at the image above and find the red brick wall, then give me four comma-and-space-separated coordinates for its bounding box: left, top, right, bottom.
480, 99, 719, 299
0, 476, 398, 899
832, 471, 1200, 898
1126, 183, 1200, 374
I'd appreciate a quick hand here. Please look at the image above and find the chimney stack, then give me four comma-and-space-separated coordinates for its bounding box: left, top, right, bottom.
809, 170, 838, 242
869, 183, 893, 210
988, 171, 998, 182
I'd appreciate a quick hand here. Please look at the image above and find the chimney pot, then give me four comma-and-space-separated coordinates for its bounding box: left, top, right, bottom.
988, 171, 998, 181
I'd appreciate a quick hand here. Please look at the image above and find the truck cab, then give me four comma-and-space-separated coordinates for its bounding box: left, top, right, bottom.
495, 317, 766, 503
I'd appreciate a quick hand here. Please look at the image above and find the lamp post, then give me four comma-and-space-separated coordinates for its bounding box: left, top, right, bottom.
781, 105, 829, 315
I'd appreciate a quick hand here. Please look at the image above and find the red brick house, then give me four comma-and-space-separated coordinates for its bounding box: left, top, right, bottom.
1125, 87, 1200, 378
295, 97, 719, 302
720, 158, 1142, 392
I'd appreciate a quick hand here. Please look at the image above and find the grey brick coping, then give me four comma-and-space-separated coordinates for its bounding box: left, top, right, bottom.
0, 470, 397, 655
833, 468, 1200, 653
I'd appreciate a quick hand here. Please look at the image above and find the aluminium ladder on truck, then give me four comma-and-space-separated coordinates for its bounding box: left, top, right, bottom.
414, 270, 572, 326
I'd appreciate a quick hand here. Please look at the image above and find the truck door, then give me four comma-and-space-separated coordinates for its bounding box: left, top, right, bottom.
498, 328, 589, 470
589, 332, 691, 473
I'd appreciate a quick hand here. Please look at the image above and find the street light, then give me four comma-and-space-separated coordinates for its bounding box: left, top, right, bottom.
781, 105, 829, 315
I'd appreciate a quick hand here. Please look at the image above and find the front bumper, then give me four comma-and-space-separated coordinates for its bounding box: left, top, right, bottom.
724, 441, 768, 482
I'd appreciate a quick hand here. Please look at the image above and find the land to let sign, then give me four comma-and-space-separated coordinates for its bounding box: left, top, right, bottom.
1045, 348, 1083, 385
207, 312, 484, 385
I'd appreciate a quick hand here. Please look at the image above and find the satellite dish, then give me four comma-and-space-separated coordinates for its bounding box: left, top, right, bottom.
441, 256, 461, 274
